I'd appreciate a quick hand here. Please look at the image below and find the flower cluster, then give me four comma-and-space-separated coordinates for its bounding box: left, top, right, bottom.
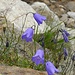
22, 13, 46, 42
21, 13, 70, 75
32, 48, 59, 75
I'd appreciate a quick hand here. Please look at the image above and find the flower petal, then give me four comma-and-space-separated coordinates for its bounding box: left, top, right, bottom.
32, 49, 44, 65
46, 61, 59, 75
33, 13, 46, 25
62, 32, 69, 42
21, 28, 34, 42
62, 30, 70, 37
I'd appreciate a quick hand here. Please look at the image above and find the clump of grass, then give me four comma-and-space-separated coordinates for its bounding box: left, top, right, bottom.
0, 15, 33, 69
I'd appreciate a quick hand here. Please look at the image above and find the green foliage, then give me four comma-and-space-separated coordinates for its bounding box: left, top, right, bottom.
0, 16, 32, 68
0, 14, 74, 75
0, 15, 45, 71
33, 22, 72, 73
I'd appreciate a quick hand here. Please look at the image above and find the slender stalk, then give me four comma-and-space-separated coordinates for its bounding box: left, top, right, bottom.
17, 12, 34, 43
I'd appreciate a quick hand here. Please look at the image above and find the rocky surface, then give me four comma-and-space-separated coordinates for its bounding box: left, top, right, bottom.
67, 12, 75, 20
0, 65, 47, 75
0, 0, 49, 34
31, 2, 65, 30
0, 0, 75, 32
22, 0, 75, 29
65, 1, 75, 12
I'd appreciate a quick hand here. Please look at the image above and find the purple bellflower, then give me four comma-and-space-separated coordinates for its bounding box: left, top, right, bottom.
32, 49, 44, 65
62, 32, 69, 42
22, 28, 34, 42
62, 30, 70, 37
46, 61, 59, 75
33, 13, 46, 25
63, 48, 68, 57
61, 29, 70, 42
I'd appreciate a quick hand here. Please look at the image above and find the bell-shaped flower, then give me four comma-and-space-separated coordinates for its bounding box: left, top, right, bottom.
61, 29, 70, 42
33, 13, 46, 25
32, 49, 44, 65
46, 61, 59, 75
62, 32, 69, 42
62, 29, 70, 37
63, 48, 68, 57
22, 28, 34, 42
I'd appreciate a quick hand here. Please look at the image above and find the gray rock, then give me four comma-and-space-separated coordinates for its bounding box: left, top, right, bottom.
31, 2, 65, 30
65, 1, 75, 12
60, 13, 75, 28
66, 28, 75, 49
66, 18, 75, 28
67, 12, 75, 20
60, 14, 68, 23
0, 0, 49, 34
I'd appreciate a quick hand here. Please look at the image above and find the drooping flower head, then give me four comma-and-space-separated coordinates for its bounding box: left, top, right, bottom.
32, 48, 44, 65
62, 29, 70, 37
60, 29, 70, 42
63, 48, 68, 57
33, 13, 46, 25
22, 27, 34, 42
46, 61, 59, 75
62, 32, 69, 42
